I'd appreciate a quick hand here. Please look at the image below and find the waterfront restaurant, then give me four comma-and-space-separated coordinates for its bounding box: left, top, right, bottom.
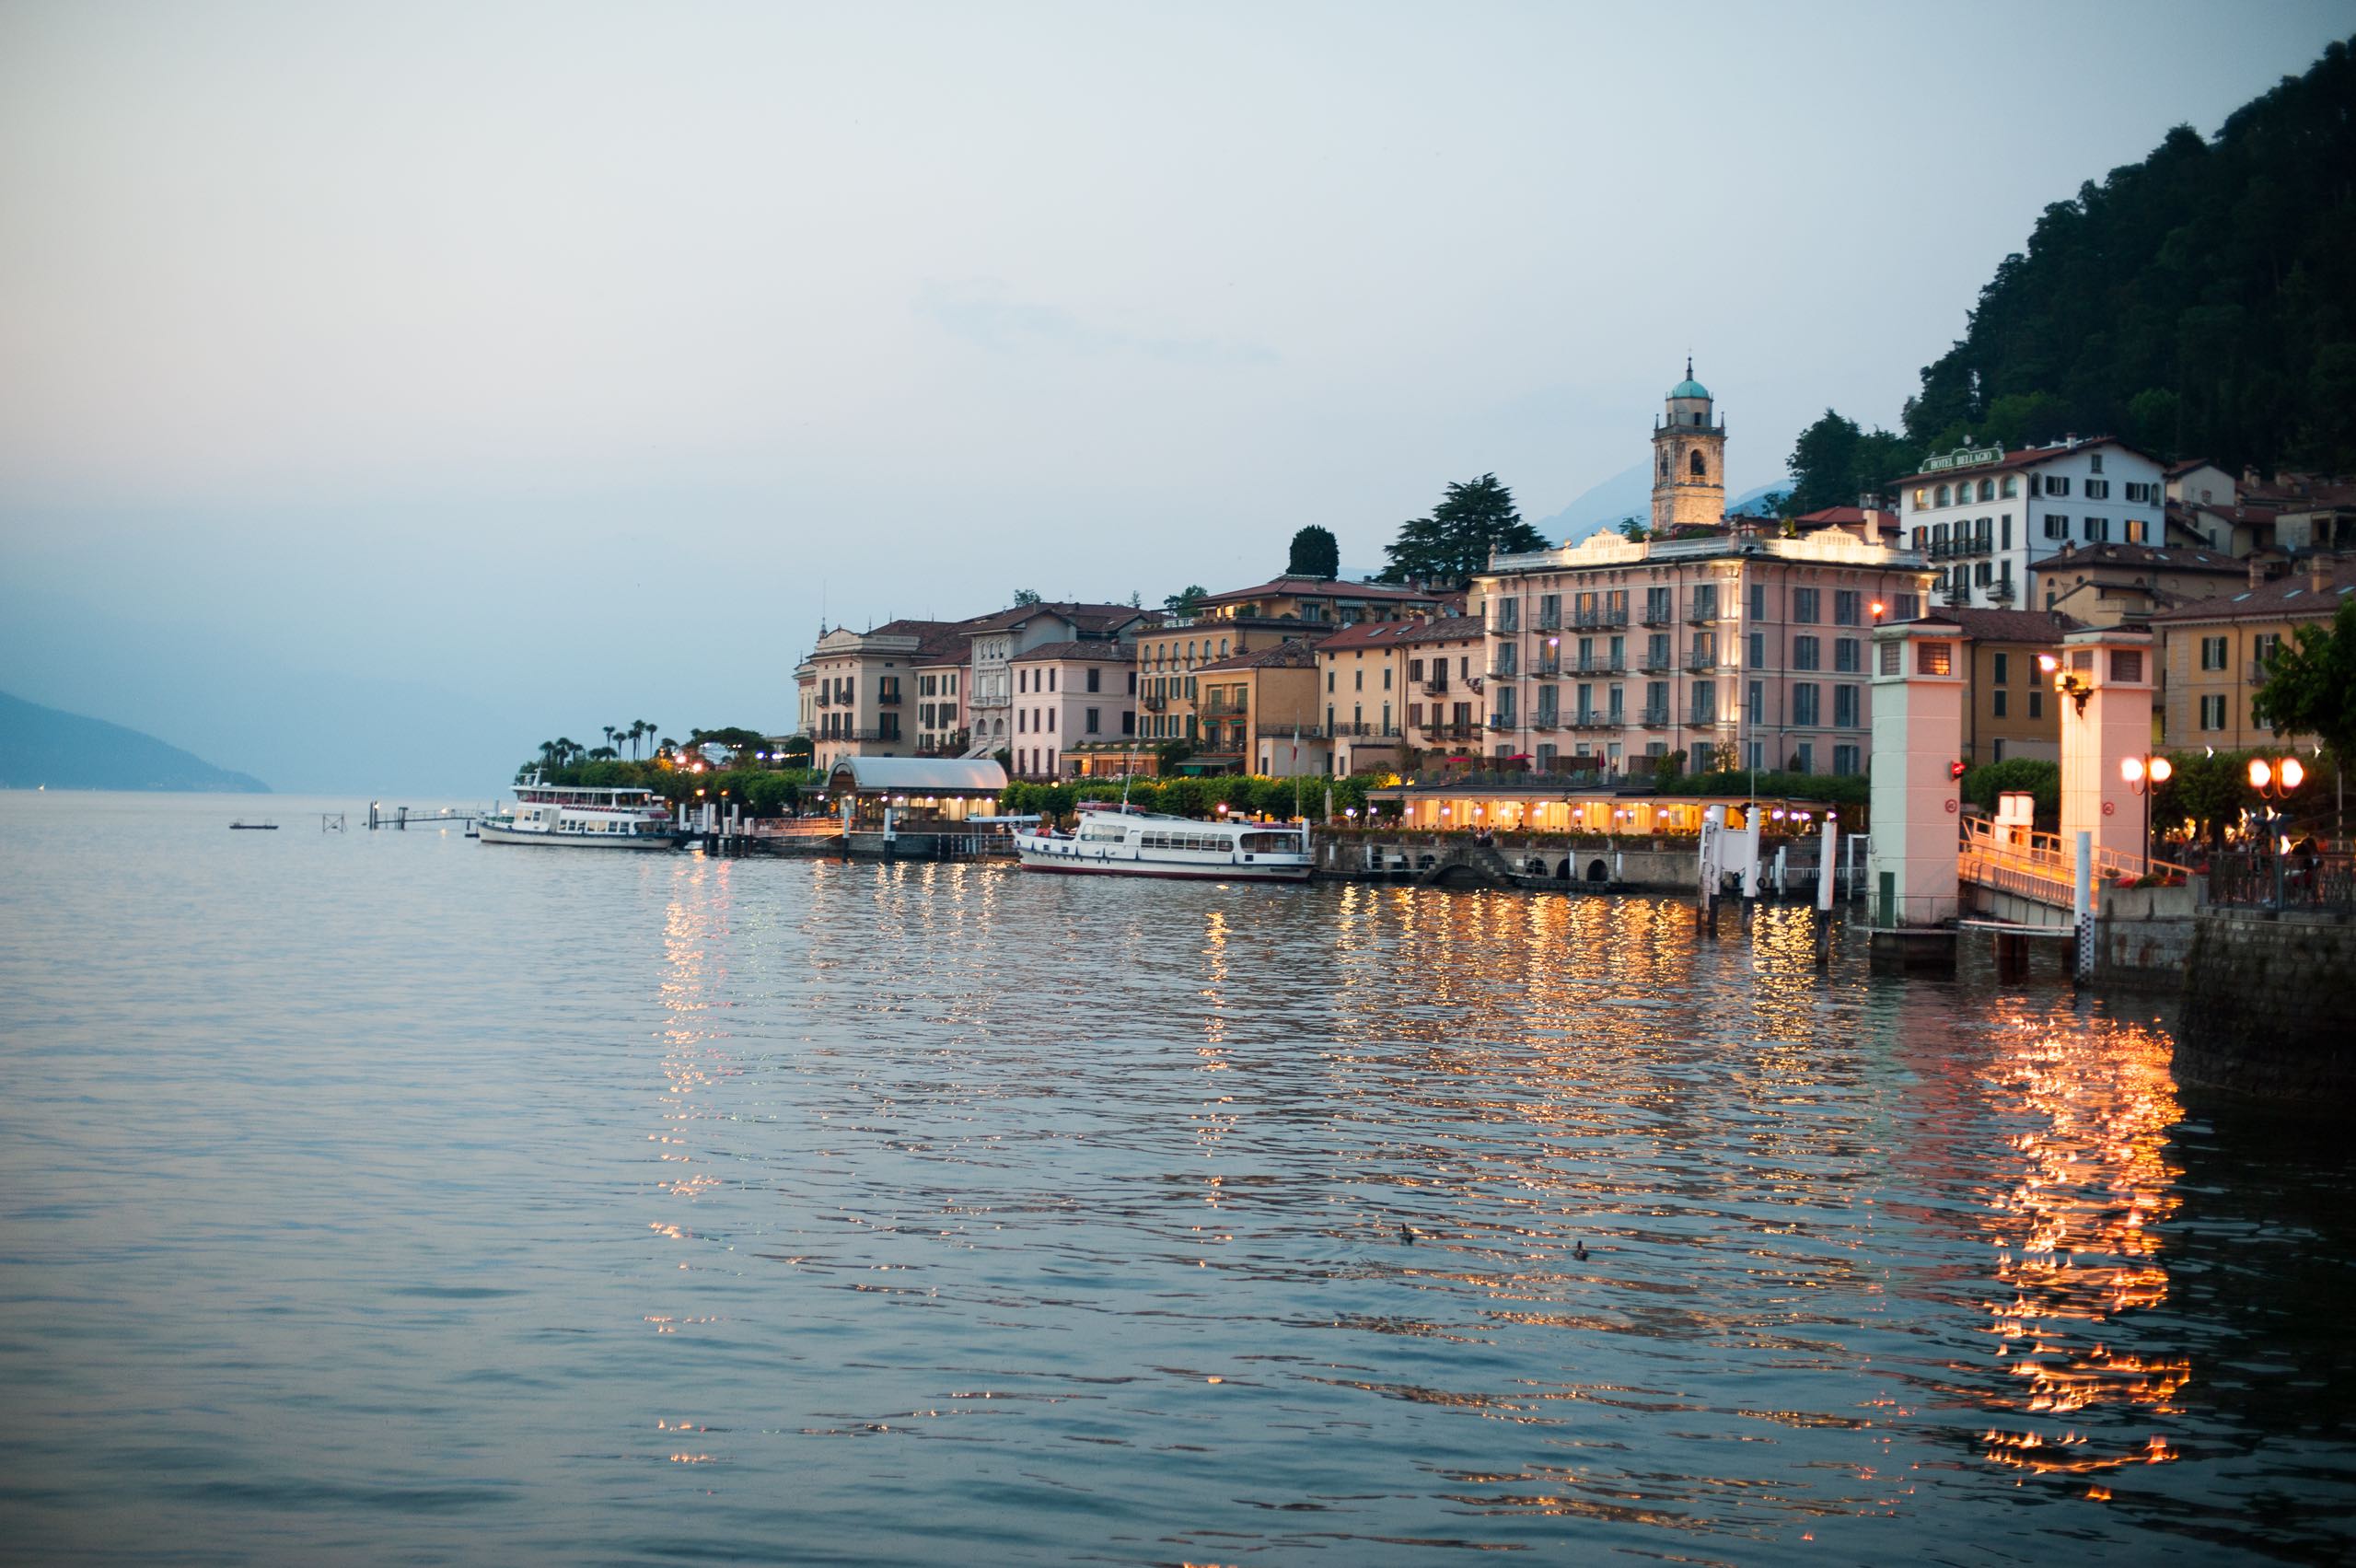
821, 755, 1010, 827
1365, 778, 1842, 838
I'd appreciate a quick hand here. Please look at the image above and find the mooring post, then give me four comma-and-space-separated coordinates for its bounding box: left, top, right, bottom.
1815, 817, 1837, 970
2072, 830, 2094, 982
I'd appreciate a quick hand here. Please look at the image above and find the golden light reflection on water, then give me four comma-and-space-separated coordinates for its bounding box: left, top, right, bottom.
1965, 1004, 2188, 1478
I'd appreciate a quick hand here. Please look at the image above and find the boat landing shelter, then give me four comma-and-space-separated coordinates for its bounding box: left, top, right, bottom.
823, 756, 1008, 828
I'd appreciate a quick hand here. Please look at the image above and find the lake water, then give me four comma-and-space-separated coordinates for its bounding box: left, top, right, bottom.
3, 791, 2352, 1565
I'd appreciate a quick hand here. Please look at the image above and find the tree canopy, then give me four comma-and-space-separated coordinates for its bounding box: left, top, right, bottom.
2252, 597, 2356, 765
1789, 37, 2356, 487
1778, 411, 1924, 514
1164, 584, 1207, 616
1375, 474, 1548, 588
1286, 525, 1340, 579
1011, 587, 1042, 607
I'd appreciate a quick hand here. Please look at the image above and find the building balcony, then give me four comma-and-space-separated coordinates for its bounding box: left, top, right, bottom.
1573, 713, 1617, 730
1486, 714, 1516, 730
1529, 714, 1560, 731
1640, 656, 1674, 674
1486, 664, 1521, 680
1575, 656, 1626, 674
1420, 678, 1450, 696
1639, 705, 1670, 727
1535, 610, 1562, 632
876, 691, 902, 705
1201, 701, 1248, 719
1641, 608, 1674, 626
1684, 603, 1721, 625
1575, 610, 1630, 628
1687, 709, 1722, 727
914, 732, 971, 756
1142, 692, 1167, 711
1531, 658, 1562, 678
1420, 723, 1476, 742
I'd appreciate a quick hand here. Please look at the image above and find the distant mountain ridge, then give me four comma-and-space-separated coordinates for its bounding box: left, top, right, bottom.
0, 690, 269, 792
1532, 465, 1790, 544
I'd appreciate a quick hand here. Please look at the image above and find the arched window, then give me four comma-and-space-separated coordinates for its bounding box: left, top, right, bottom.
1689, 449, 1705, 478
2001, 475, 2018, 498
1935, 484, 1951, 506
1978, 478, 1994, 502
1659, 452, 1669, 478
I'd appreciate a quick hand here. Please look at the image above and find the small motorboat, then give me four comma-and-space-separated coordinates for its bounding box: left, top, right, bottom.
228, 820, 279, 830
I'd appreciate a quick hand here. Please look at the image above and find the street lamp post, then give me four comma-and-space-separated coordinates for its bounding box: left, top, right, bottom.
2119, 753, 2174, 874
2249, 754, 2306, 903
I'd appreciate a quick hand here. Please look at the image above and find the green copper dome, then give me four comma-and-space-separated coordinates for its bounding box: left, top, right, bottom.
1668, 377, 1711, 401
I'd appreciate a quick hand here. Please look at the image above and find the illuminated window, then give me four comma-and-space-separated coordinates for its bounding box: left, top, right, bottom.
1916, 642, 1953, 676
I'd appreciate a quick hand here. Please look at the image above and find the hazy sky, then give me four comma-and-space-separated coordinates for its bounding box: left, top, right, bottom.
4, 1, 2351, 792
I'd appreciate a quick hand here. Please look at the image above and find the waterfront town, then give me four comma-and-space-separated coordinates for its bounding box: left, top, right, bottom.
762, 368, 2356, 854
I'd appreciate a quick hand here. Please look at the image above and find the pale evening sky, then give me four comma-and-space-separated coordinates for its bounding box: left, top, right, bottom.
2, 1, 2350, 792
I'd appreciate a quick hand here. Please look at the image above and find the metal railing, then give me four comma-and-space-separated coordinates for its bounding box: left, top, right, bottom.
1574, 655, 1626, 674
1534, 610, 1561, 631
2206, 852, 2356, 913
1639, 705, 1670, 726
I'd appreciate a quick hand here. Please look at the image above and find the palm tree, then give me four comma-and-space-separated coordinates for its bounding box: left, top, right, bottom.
603, 725, 617, 754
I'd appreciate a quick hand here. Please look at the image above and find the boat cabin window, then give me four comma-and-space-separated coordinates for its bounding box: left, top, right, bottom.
1239, 831, 1299, 853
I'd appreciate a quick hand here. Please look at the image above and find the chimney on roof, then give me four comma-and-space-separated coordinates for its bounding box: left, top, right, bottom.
2311, 552, 2333, 593
2249, 555, 2269, 589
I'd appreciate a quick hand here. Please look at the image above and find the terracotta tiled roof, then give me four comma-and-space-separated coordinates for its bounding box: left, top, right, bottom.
2147, 563, 2356, 624
1399, 614, 1486, 645
1009, 639, 1135, 662
961, 601, 1144, 635
1192, 638, 1328, 674
1195, 575, 1442, 607
2033, 541, 2244, 575
1945, 608, 2084, 643
1310, 619, 1429, 653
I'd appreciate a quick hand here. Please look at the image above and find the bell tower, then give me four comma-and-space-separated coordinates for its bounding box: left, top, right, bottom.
1651, 357, 1726, 531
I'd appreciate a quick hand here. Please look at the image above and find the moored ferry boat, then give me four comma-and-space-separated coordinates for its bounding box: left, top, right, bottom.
479, 777, 679, 849
1014, 806, 1311, 881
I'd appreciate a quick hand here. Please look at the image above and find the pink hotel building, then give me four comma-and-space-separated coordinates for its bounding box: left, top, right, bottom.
1475, 525, 1934, 777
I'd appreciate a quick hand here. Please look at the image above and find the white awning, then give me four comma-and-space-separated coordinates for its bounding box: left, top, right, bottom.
825, 756, 1008, 795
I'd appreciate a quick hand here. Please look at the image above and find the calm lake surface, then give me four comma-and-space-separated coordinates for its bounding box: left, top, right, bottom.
3, 791, 2353, 1565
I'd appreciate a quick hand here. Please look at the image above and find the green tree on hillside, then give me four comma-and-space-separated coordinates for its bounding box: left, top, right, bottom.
1286, 525, 1340, 579
1164, 584, 1207, 616
1376, 474, 1547, 588
2252, 598, 2356, 765
1797, 38, 2356, 482
1779, 411, 1921, 516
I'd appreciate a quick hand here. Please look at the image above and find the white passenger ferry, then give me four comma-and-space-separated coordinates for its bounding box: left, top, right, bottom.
1014, 806, 1312, 881
479, 777, 679, 850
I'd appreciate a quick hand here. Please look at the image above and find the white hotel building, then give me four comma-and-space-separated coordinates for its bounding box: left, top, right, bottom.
1898, 436, 2167, 610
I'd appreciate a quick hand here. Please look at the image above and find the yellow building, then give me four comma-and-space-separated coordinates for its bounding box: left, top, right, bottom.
1187, 640, 1327, 776
2151, 559, 2356, 749
1946, 608, 2080, 765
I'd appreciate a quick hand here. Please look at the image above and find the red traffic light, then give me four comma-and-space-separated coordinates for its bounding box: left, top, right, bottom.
1949, 761, 1967, 780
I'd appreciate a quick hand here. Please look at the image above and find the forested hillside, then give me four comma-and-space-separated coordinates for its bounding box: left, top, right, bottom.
1784, 36, 2356, 512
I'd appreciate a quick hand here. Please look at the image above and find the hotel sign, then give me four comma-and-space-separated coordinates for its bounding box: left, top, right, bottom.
1920, 443, 2004, 473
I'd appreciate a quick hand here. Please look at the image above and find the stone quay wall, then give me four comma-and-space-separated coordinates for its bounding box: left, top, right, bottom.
2177, 907, 2356, 1103
2091, 884, 2199, 991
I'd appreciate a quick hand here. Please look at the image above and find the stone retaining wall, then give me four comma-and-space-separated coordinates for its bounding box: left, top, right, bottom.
2177, 907, 2356, 1103
2091, 884, 2198, 991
